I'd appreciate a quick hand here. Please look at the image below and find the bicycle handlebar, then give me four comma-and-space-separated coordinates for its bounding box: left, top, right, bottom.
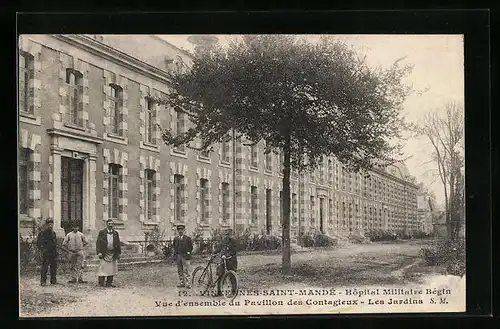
211, 252, 233, 260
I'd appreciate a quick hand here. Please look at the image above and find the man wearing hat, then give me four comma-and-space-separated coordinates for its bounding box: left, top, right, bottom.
62, 222, 89, 284
172, 224, 193, 288
96, 219, 121, 287
36, 218, 58, 286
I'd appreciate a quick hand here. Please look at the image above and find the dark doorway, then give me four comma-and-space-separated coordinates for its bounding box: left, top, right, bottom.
61, 157, 83, 234
266, 189, 272, 234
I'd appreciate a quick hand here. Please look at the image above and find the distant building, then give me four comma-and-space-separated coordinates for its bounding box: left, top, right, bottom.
433, 211, 447, 239
18, 34, 419, 244
417, 195, 433, 234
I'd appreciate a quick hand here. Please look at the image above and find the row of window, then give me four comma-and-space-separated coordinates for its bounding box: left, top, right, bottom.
19, 146, 417, 231
18, 52, 185, 149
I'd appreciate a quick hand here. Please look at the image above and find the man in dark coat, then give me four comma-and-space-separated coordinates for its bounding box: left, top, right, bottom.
36, 218, 58, 286
215, 228, 238, 295
172, 224, 193, 288
96, 219, 121, 287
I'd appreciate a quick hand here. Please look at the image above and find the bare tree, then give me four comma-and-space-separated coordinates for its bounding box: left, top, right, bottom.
417, 101, 464, 242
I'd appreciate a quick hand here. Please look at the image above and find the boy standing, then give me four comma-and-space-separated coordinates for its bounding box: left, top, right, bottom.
62, 222, 89, 283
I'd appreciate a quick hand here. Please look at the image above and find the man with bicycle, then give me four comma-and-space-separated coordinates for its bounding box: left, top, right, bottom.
214, 228, 238, 296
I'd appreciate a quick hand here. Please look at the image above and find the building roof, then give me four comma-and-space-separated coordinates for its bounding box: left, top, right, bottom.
149, 35, 195, 59
385, 162, 411, 180
87, 34, 193, 72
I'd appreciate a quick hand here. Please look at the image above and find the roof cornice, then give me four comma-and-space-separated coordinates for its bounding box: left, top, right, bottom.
52, 34, 173, 85
149, 35, 195, 59
371, 167, 418, 188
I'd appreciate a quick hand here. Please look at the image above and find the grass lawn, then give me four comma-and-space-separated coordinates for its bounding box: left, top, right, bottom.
239, 251, 418, 291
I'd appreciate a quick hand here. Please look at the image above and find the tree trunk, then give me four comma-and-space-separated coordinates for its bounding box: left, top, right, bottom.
282, 134, 292, 275
447, 173, 455, 242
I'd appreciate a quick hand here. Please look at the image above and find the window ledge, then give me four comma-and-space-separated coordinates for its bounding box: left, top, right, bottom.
140, 141, 160, 153
104, 133, 128, 145
19, 214, 34, 222
142, 221, 159, 226
248, 167, 259, 173
108, 220, 125, 229
64, 123, 87, 132
19, 112, 41, 126
170, 149, 188, 159
197, 156, 211, 164
219, 161, 231, 168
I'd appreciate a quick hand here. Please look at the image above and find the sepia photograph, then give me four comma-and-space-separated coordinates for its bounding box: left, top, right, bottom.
17, 33, 466, 317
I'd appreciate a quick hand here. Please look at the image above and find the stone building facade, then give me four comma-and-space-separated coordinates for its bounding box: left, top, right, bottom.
18, 34, 419, 243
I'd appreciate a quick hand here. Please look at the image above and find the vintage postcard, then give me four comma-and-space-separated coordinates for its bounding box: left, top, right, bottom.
18, 34, 465, 317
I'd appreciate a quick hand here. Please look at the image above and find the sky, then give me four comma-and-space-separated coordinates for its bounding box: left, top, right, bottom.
159, 34, 464, 207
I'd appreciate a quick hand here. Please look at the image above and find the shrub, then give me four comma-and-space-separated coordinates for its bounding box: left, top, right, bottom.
247, 233, 281, 251
420, 238, 465, 276
191, 226, 213, 255
396, 230, 412, 240
19, 234, 40, 272
265, 235, 281, 250
313, 233, 334, 247
366, 229, 433, 242
412, 231, 434, 239
234, 228, 253, 252
198, 227, 282, 254
162, 244, 174, 259
349, 233, 368, 244
299, 232, 315, 247
144, 226, 168, 256
298, 231, 335, 247
366, 229, 397, 242
420, 247, 438, 265
19, 234, 71, 273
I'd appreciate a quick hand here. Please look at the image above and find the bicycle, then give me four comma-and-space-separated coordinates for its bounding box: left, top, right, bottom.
191, 252, 239, 300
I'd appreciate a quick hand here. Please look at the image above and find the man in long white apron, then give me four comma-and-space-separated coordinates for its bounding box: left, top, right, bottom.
96, 219, 121, 287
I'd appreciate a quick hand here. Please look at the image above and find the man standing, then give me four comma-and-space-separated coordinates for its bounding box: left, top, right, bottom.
96, 219, 121, 287
215, 228, 238, 295
173, 224, 193, 288
36, 218, 58, 286
62, 222, 89, 284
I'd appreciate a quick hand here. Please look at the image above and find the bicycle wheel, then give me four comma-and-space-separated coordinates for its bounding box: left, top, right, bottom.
192, 266, 212, 296
220, 270, 239, 300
